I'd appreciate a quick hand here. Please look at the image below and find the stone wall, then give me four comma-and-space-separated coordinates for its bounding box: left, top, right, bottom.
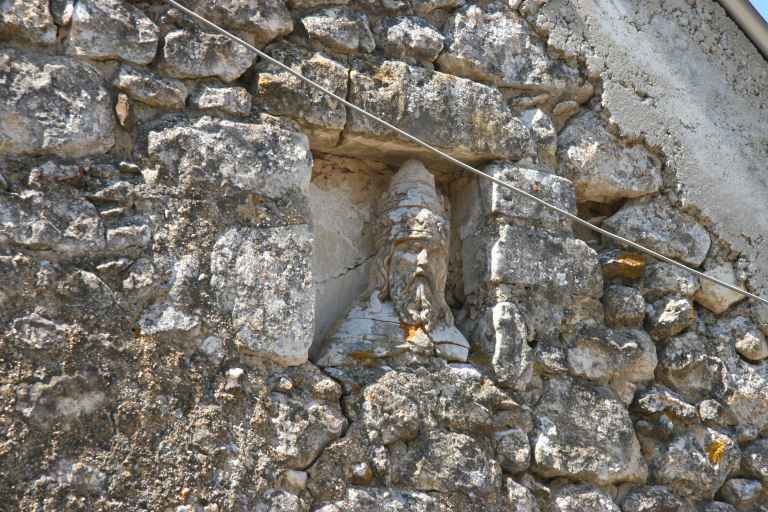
1, 0, 768, 511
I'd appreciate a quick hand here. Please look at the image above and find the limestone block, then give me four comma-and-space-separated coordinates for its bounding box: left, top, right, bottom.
67, 0, 159, 65
341, 58, 530, 164
632, 386, 698, 421
532, 377, 647, 485
742, 439, 768, 484
0, 0, 56, 45
551, 485, 620, 512
254, 43, 349, 149
658, 332, 726, 403
301, 8, 375, 54
566, 326, 657, 384
373, 16, 445, 64
504, 478, 540, 512
160, 29, 254, 82
10, 314, 71, 350
210, 225, 313, 366
640, 260, 700, 299
557, 111, 662, 203
185, 0, 292, 46
190, 85, 252, 116
603, 285, 645, 328
113, 65, 188, 109
520, 109, 558, 168
481, 162, 576, 232
315, 488, 439, 512
718, 479, 762, 509
646, 295, 696, 341
603, 200, 711, 267
147, 115, 312, 199
495, 428, 531, 474
694, 264, 746, 314
490, 224, 603, 297
712, 316, 768, 362
0, 50, 115, 157
437, 4, 580, 92
620, 485, 689, 512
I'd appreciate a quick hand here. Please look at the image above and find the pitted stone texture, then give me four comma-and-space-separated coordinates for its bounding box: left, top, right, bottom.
0, 0, 56, 45
646, 295, 696, 341
495, 428, 531, 474
632, 386, 698, 421
373, 16, 445, 64
551, 485, 620, 512
160, 29, 254, 82
254, 43, 349, 149
557, 112, 662, 203
619, 485, 689, 512
315, 488, 439, 512
742, 439, 768, 484
657, 332, 728, 404
566, 327, 657, 384
532, 377, 647, 485
491, 224, 602, 297
520, 109, 558, 168
712, 316, 768, 363
482, 162, 576, 233
505, 478, 540, 512
67, 0, 159, 65
718, 478, 762, 509
651, 429, 740, 499
301, 8, 375, 54
603, 200, 711, 267
113, 65, 188, 109
604, 285, 646, 328
147, 115, 312, 198
0, 50, 115, 157
211, 225, 313, 366
437, 4, 580, 92
694, 264, 746, 314
185, 0, 292, 45
341, 58, 530, 164
640, 261, 701, 300
190, 85, 252, 116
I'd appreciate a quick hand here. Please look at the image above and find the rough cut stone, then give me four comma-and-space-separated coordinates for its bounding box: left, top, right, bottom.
0, 50, 115, 157
657, 332, 726, 403
712, 316, 768, 362
640, 261, 700, 299
412, 0, 465, 15
632, 386, 698, 421
185, 0, 292, 45
211, 226, 313, 366
0, 0, 56, 45
619, 485, 688, 512
316, 488, 439, 512
160, 29, 254, 82
604, 285, 646, 328
190, 85, 252, 116
566, 326, 657, 384
520, 109, 558, 168
301, 8, 375, 54
603, 200, 711, 267
437, 4, 580, 92
532, 377, 647, 485
551, 485, 620, 512
113, 65, 188, 109
147, 115, 312, 198
718, 478, 762, 509
557, 112, 662, 203
67, 0, 159, 65
341, 58, 530, 164
254, 43, 349, 149
742, 439, 768, 484
694, 264, 746, 314
496, 428, 531, 474
373, 16, 445, 64
646, 295, 696, 341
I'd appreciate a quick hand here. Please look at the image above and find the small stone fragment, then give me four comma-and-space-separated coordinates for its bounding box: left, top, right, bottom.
712, 316, 768, 362
113, 65, 188, 109
224, 368, 244, 390
283, 469, 308, 493
718, 478, 762, 509
373, 16, 445, 64
67, 0, 159, 65
520, 109, 558, 168
646, 295, 696, 341
619, 485, 688, 512
350, 462, 373, 485
160, 29, 254, 82
190, 86, 252, 117
742, 439, 768, 484
599, 249, 647, 281
115, 93, 130, 127
694, 264, 747, 314
301, 8, 375, 54
567, 326, 657, 384
604, 285, 645, 328
0, 0, 57, 45
505, 478, 540, 512
633, 385, 698, 421
551, 485, 620, 512
640, 261, 700, 299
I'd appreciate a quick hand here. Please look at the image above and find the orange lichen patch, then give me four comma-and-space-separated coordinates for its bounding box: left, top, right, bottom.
706, 438, 728, 465
602, 251, 647, 280
401, 322, 423, 342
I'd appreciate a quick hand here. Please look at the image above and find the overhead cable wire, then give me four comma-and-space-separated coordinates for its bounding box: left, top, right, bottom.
165, 0, 768, 307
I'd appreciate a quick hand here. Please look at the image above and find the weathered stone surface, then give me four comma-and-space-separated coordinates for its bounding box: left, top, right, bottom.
437, 4, 580, 92
742, 439, 768, 484
713, 316, 768, 362
473, 301, 534, 390
412, 0, 465, 15
190, 85, 252, 116
211, 226, 313, 366
185, 0, 292, 45
316, 488, 439, 511
301, 8, 375, 54
566, 327, 657, 384
532, 377, 647, 485
694, 264, 746, 314
147, 115, 312, 198
646, 295, 696, 341
557, 112, 662, 203
496, 428, 531, 474
0, 50, 115, 157
505, 478, 540, 512
632, 386, 698, 421
0, 0, 56, 45
718, 478, 762, 509
160, 29, 254, 82
113, 65, 188, 109
620, 485, 689, 512
657, 332, 726, 403
67, 0, 159, 65
699, 503, 738, 512
520, 109, 558, 168
551, 485, 620, 512
604, 285, 646, 328
254, 43, 349, 149
373, 16, 445, 64
341, 58, 530, 164
640, 261, 700, 300
603, 200, 711, 267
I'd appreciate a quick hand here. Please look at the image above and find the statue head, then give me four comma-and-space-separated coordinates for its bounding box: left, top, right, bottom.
370, 160, 453, 332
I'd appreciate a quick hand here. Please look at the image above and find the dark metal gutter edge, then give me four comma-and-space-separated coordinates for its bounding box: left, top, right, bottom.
718, 0, 768, 60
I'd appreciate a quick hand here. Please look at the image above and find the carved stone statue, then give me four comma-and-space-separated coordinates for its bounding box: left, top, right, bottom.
315, 160, 470, 367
